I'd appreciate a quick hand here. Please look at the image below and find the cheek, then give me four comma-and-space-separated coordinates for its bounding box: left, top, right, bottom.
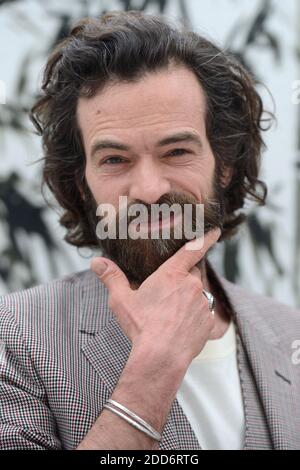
172, 166, 214, 202
85, 165, 122, 208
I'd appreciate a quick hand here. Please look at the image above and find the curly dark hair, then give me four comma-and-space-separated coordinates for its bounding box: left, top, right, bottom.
30, 9, 272, 248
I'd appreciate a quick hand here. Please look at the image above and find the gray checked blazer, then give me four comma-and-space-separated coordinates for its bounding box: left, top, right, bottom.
0, 266, 300, 450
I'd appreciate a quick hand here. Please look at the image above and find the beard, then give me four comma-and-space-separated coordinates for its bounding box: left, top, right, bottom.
84, 174, 225, 286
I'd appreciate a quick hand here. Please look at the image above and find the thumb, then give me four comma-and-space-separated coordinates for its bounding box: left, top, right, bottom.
91, 257, 131, 296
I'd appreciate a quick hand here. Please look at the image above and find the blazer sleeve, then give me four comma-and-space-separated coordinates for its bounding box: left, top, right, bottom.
0, 303, 62, 450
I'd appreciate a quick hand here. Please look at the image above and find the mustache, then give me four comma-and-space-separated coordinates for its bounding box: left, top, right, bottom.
96, 191, 223, 225
118, 192, 224, 232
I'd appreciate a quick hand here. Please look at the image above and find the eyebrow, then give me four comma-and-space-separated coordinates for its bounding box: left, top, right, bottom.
90, 131, 203, 159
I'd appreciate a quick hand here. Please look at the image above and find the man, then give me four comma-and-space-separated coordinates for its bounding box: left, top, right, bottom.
0, 10, 300, 450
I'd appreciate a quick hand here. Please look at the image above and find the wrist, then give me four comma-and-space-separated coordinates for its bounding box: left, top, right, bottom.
112, 342, 187, 432
132, 338, 188, 379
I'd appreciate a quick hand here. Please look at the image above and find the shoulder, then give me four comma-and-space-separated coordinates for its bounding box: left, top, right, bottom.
0, 269, 95, 334
220, 275, 300, 344
0, 269, 89, 309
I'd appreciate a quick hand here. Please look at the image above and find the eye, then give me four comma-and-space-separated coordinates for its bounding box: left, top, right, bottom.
102, 156, 126, 165
167, 148, 190, 157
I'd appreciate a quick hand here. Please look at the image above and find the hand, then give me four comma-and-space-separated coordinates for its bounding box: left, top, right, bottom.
91, 228, 221, 365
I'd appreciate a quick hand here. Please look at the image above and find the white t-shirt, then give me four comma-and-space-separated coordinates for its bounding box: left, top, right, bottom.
176, 321, 245, 450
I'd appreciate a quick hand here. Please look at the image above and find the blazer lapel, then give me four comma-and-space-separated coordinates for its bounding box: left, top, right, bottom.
79, 270, 200, 450
219, 276, 300, 449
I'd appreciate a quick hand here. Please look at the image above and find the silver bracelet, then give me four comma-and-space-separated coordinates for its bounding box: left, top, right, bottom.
108, 399, 161, 437
104, 400, 162, 441
103, 404, 162, 442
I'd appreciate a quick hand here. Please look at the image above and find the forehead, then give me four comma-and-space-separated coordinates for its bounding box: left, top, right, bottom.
77, 64, 207, 142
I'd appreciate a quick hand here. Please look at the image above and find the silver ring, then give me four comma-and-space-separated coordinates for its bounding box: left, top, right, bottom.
202, 289, 215, 315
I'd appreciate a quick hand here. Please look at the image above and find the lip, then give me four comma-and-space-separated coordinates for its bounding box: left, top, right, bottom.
139, 212, 182, 233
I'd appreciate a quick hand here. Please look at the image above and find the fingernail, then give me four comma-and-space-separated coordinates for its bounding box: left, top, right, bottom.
95, 261, 108, 276
185, 236, 204, 251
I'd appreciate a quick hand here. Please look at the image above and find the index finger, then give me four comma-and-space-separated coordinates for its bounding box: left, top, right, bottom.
163, 228, 221, 273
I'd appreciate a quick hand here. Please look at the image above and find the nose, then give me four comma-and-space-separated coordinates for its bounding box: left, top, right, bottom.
128, 160, 171, 204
